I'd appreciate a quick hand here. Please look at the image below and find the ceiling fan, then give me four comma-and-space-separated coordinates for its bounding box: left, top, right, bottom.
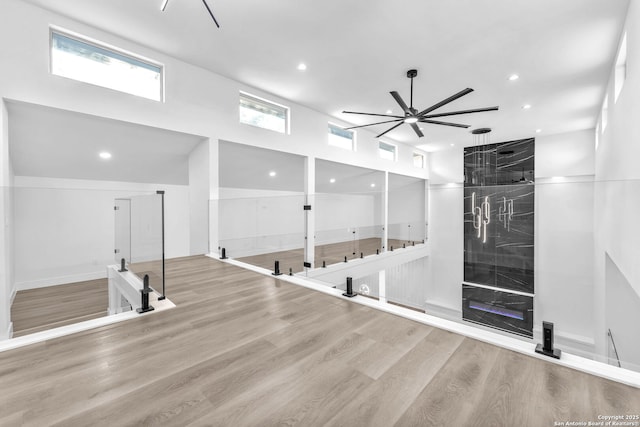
161, 0, 220, 28
342, 69, 498, 138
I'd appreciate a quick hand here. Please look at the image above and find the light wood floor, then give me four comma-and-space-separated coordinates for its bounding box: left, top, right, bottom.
1, 255, 638, 426
10, 279, 108, 337
238, 237, 414, 274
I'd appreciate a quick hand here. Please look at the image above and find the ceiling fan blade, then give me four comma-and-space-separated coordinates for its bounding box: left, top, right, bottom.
423, 106, 499, 119
202, 0, 220, 28
344, 118, 403, 130
410, 123, 424, 138
417, 88, 474, 116
376, 122, 404, 138
390, 91, 411, 114
419, 119, 470, 128
342, 110, 404, 118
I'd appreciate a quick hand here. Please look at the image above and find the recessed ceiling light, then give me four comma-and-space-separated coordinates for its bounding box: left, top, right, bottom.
535, 129, 542, 133
419, 127, 424, 131
329, 178, 336, 183
370, 183, 376, 188
509, 74, 519, 81
450, 143, 455, 147
386, 109, 393, 114
269, 171, 276, 177
297, 63, 307, 71
522, 104, 532, 110
99, 152, 112, 159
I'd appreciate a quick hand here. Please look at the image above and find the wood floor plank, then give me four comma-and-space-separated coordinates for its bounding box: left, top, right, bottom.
394, 337, 502, 427
11, 278, 108, 337
1, 255, 639, 426
325, 328, 465, 427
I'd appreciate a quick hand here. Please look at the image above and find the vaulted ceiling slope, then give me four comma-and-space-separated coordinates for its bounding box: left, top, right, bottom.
23, 0, 630, 149
8, 101, 205, 185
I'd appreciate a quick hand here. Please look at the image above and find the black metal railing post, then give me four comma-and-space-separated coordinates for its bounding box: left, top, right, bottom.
272, 260, 282, 276
342, 277, 356, 298
137, 275, 155, 313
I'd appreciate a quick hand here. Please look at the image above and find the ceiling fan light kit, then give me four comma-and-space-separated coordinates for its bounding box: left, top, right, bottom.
343, 69, 499, 138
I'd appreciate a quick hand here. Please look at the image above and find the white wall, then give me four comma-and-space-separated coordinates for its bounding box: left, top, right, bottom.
425, 181, 463, 316
605, 254, 640, 372
315, 193, 380, 244
388, 179, 426, 241
218, 187, 305, 257
593, 0, 640, 362
427, 130, 597, 354
0, 101, 14, 339
188, 140, 210, 255
13, 177, 189, 290
534, 177, 595, 356
0, 0, 427, 285
535, 129, 595, 178
0, 0, 428, 182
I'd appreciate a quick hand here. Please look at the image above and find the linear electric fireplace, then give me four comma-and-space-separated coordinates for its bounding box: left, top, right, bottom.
462, 284, 533, 337
462, 137, 535, 337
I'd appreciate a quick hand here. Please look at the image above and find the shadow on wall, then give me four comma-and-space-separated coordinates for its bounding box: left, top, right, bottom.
605, 253, 640, 372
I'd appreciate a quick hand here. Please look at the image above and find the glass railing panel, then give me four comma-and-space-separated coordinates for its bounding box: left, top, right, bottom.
314, 225, 383, 267
388, 173, 427, 247
127, 193, 164, 296
216, 194, 306, 274
8, 185, 166, 338
114, 198, 131, 265
314, 191, 383, 267
387, 221, 426, 249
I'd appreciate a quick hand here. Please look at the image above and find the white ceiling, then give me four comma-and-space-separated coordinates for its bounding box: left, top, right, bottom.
22, 0, 630, 152
8, 101, 205, 184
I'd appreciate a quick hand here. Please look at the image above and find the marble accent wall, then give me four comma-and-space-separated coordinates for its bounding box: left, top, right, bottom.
463, 138, 535, 336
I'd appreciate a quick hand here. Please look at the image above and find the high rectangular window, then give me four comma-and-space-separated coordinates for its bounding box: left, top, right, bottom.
328, 123, 355, 151
614, 32, 627, 103
239, 92, 289, 134
50, 30, 163, 102
601, 95, 608, 132
379, 141, 397, 161
413, 152, 425, 168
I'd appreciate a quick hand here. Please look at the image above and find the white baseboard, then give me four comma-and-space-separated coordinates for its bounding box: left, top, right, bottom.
4, 321, 13, 340
532, 326, 595, 359
16, 271, 107, 291
424, 300, 460, 321
9, 287, 16, 305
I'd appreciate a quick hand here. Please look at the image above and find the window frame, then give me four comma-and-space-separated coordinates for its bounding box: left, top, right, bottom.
49, 27, 165, 102
413, 152, 425, 168
327, 122, 356, 151
601, 94, 608, 132
239, 91, 290, 134
614, 32, 627, 103
379, 141, 397, 161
